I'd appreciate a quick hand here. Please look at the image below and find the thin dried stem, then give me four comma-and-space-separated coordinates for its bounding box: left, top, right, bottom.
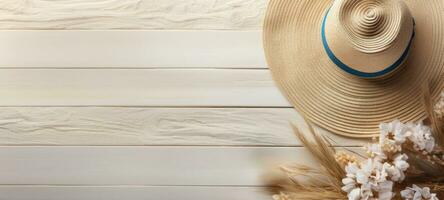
291, 122, 345, 191
423, 83, 444, 147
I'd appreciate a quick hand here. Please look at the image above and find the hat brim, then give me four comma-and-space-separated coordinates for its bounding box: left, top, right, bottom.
263, 0, 444, 137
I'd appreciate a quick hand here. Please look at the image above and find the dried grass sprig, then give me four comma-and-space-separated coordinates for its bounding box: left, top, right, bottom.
272, 87, 444, 200
272, 122, 348, 200
273, 189, 346, 200
423, 84, 444, 147
404, 147, 444, 181
291, 123, 345, 190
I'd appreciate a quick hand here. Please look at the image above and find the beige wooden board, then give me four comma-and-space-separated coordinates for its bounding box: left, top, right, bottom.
0, 146, 360, 186
0, 31, 266, 68
0, 186, 271, 200
0, 107, 364, 146
0, 69, 289, 107
0, 1, 369, 198
0, 0, 267, 30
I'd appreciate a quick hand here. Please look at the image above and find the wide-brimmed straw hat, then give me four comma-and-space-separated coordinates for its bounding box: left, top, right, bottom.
263, 0, 444, 138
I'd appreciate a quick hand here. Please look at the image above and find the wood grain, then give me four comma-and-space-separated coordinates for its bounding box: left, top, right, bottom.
0, 146, 361, 186
0, 107, 364, 146
0, 30, 266, 68
0, 1, 362, 197
0, 186, 271, 200
0, 69, 289, 107
0, 0, 267, 30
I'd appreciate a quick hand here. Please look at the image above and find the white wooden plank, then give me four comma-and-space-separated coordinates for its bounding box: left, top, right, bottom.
0, 186, 271, 200
0, 30, 266, 68
0, 69, 289, 107
0, 107, 364, 146
0, 146, 358, 186
0, 0, 267, 30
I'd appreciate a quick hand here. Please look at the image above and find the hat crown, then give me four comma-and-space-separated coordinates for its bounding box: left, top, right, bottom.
337, 0, 407, 53
323, 0, 415, 77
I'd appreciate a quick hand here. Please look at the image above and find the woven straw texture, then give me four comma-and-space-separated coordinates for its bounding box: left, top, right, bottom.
263, 0, 444, 137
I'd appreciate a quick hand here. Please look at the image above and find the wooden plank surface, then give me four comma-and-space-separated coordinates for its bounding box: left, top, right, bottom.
0, 186, 271, 200
0, 107, 363, 146
0, 0, 267, 30
0, 1, 362, 199
0, 31, 266, 68
0, 146, 359, 186
0, 69, 289, 107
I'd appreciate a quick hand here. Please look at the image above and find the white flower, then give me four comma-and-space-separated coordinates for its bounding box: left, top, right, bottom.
394, 154, 409, 172
357, 159, 387, 185
377, 180, 394, 200
342, 163, 359, 193
365, 143, 387, 160
348, 188, 361, 200
340, 120, 439, 200
401, 184, 439, 200
407, 123, 435, 153
342, 163, 364, 200
379, 120, 410, 153
383, 154, 409, 182
360, 182, 374, 200
342, 160, 388, 200
342, 177, 357, 193
379, 121, 436, 153
380, 120, 409, 144
345, 162, 360, 179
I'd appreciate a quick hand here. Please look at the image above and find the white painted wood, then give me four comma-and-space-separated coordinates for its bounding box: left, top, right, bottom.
0, 31, 266, 68
0, 146, 359, 186
0, 1, 362, 198
0, 0, 267, 30
0, 186, 271, 200
0, 69, 289, 106
0, 107, 364, 146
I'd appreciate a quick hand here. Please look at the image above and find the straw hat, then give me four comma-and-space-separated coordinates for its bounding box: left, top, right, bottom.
263, 0, 444, 138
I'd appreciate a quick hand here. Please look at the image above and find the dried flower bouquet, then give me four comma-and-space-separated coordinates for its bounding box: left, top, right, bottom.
273, 91, 444, 200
